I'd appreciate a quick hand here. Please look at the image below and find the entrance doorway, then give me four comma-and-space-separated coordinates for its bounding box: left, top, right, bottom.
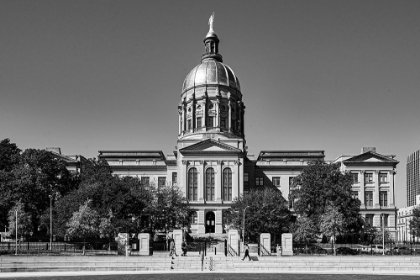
205, 211, 215, 233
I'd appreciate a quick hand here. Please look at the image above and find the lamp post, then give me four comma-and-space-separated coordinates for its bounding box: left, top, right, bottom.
381, 214, 385, 255
15, 209, 18, 255
49, 194, 53, 251
242, 206, 250, 243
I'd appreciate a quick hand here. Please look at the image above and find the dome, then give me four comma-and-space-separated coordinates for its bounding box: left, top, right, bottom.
182, 60, 241, 93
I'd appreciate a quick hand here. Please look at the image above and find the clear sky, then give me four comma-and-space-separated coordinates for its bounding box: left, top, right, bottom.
1, 0, 419, 208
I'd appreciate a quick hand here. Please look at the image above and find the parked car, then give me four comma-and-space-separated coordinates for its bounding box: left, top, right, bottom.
336, 247, 358, 255
392, 246, 412, 255
371, 245, 390, 254
295, 244, 327, 255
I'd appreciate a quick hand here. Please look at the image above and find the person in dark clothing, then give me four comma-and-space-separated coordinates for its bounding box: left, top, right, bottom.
169, 238, 178, 257
242, 244, 251, 261
181, 240, 188, 256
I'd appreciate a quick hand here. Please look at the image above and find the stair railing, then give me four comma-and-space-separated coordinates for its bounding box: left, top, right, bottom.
260, 243, 271, 256
227, 244, 238, 256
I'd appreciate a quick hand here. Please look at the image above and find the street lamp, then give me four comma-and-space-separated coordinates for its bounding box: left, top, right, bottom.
15, 209, 18, 256
381, 214, 385, 255
242, 206, 250, 243
49, 194, 53, 251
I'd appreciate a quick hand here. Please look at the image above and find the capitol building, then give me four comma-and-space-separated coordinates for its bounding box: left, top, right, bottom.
74, 18, 398, 238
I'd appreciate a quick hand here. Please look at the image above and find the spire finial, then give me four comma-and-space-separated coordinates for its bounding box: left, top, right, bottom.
208, 12, 215, 33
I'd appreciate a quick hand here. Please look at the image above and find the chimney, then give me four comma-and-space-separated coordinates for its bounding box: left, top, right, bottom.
362, 147, 376, 153
46, 147, 61, 154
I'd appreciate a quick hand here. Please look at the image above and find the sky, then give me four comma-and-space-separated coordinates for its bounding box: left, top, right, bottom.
1, 0, 419, 208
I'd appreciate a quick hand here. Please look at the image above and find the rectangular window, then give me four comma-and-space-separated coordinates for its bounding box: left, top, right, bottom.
244, 173, 249, 187
141, 176, 150, 186
289, 177, 294, 187
158, 177, 166, 189
351, 173, 359, 183
197, 117, 202, 128
220, 118, 226, 128
188, 119, 192, 130
364, 173, 373, 184
172, 172, 177, 186
272, 177, 280, 187
365, 191, 373, 206
380, 214, 389, 227
351, 191, 359, 200
256, 177, 263, 186
379, 173, 388, 183
208, 116, 214, 128
380, 191, 388, 207
365, 214, 374, 227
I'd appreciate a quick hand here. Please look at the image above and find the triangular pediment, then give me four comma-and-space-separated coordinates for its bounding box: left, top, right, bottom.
179, 139, 242, 154
344, 151, 398, 164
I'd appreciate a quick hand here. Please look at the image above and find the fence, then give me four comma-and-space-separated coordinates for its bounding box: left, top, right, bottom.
0, 241, 118, 255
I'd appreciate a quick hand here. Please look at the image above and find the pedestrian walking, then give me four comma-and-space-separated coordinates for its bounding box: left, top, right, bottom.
241, 244, 251, 261
169, 238, 178, 257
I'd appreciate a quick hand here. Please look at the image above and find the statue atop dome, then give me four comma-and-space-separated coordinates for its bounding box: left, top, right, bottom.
208, 13, 215, 33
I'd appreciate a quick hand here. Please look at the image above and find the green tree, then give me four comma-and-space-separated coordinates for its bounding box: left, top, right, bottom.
291, 161, 361, 234
230, 187, 291, 243
409, 206, 420, 240
99, 210, 118, 251
66, 200, 100, 255
8, 201, 33, 240
291, 215, 317, 248
148, 184, 190, 235
319, 205, 345, 255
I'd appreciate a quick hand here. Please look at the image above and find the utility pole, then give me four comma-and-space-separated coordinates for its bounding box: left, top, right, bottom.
15, 209, 18, 255
49, 194, 53, 251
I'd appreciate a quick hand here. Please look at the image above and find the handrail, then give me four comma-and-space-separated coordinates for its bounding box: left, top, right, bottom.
260, 243, 271, 256
227, 244, 237, 256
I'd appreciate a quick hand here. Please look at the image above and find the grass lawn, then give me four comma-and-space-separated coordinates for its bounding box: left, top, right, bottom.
1, 274, 420, 280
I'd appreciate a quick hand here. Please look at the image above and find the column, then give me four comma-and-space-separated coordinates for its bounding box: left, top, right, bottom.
181, 160, 188, 198
241, 104, 245, 137
373, 170, 380, 208
237, 101, 242, 135
199, 161, 205, 201
239, 159, 244, 197
215, 98, 220, 129
359, 171, 365, 207
197, 210, 205, 234
178, 108, 182, 135
389, 170, 395, 207
203, 94, 207, 129
215, 209, 223, 234
192, 93, 196, 131
215, 161, 222, 201
232, 161, 240, 200
182, 99, 187, 132
228, 99, 232, 133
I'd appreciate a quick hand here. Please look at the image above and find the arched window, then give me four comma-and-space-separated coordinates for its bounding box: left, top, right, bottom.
189, 211, 198, 224
206, 168, 215, 201
188, 168, 198, 201
223, 168, 232, 201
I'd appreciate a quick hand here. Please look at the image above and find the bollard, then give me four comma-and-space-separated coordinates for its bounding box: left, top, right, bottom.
215, 247, 216, 255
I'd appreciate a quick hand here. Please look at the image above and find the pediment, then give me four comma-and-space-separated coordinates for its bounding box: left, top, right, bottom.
179, 139, 242, 154
344, 151, 398, 165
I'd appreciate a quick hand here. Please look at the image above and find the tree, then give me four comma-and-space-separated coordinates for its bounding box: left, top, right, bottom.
8, 201, 33, 240
230, 187, 291, 243
319, 205, 345, 255
291, 215, 317, 248
148, 184, 190, 236
291, 161, 361, 234
99, 210, 118, 251
66, 200, 100, 255
409, 206, 420, 240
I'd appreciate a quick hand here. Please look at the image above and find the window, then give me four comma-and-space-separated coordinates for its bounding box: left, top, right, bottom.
365, 214, 374, 227
158, 177, 166, 189
289, 177, 294, 187
380, 191, 388, 207
206, 168, 215, 201
351, 173, 359, 183
364, 173, 373, 184
365, 191, 373, 206
272, 177, 280, 187
244, 173, 249, 187
141, 177, 150, 186
197, 117, 202, 128
380, 214, 389, 227
256, 177, 264, 186
189, 212, 198, 224
172, 172, 177, 186
379, 173, 388, 183
188, 119, 192, 130
352, 191, 359, 200
288, 177, 296, 209
223, 168, 232, 201
220, 118, 226, 128
231, 120, 236, 131
207, 116, 214, 127
188, 168, 198, 201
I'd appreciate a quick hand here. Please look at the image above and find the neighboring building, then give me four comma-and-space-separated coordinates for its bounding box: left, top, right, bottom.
335, 147, 399, 239
397, 195, 420, 243
45, 147, 84, 174
407, 150, 420, 207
